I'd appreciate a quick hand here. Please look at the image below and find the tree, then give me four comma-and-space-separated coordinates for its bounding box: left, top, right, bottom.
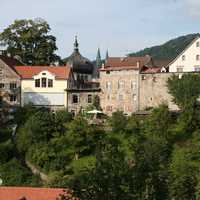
0, 18, 61, 65
109, 111, 127, 133
167, 74, 200, 110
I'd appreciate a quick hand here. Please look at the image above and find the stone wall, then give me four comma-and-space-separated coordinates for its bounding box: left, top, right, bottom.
0, 59, 20, 107
67, 91, 100, 115
100, 69, 139, 116
139, 73, 179, 111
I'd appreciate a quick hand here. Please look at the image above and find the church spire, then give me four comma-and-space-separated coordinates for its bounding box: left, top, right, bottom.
74, 35, 79, 52
106, 49, 109, 60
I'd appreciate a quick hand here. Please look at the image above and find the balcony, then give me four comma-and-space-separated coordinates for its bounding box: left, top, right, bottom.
66, 81, 100, 92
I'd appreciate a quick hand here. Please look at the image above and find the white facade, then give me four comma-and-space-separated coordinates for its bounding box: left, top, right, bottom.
21, 70, 68, 108
169, 37, 200, 72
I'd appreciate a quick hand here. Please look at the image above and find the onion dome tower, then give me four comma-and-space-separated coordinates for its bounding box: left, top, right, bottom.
66, 36, 94, 75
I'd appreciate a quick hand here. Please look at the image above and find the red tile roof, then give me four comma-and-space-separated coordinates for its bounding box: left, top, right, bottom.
15, 66, 71, 80
0, 187, 68, 200
100, 56, 151, 71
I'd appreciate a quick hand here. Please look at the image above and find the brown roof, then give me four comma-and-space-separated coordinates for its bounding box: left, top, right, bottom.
15, 66, 71, 80
0, 187, 68, 200
0, 55, 23, 67
100, 56, 151, 71
142, 67, 162, 73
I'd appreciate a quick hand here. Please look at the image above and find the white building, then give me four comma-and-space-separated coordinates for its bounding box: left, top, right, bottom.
15, 66, 71, 109
168, 36, 200, 72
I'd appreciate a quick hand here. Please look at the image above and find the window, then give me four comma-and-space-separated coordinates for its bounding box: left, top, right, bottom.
131, 81, 136, 90
106, 71, 110, 74
107, 94, 111, 100
106, 82, 112, 90
177, 67, 183, 72
197, 42, 200, 47
195, 66, 200, 71
141, 75, 146, 80
88, 95, 92, 103
10, 83, 17, 89
133, 94, 137, 101
71, 110, 76, 117
35, 79, 40, 87
42, 78, 47, 87
118, 80, 125, 89
48, 79, 53, 87
42, 73, 46, 75
182, 55, 186, 61
106, 106, 112, 112
118, 94, 124, 101
9, 94, 16, 102
0, 96, 2, 106
196, 55, 200, 61
0, 68, 3, 76
72, 94, 78, 104
0, 83, 4, 89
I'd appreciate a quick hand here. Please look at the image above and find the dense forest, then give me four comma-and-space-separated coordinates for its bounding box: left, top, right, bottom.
129, 33, 200, 59
1, 74, 200, 200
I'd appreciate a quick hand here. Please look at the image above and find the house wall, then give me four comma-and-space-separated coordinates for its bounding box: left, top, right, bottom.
67, 91, 100, 115
169, 37, 200, 72
21, 73, 68, 108
0, 59, 20, 106
139, 73, 179, 111
100, 69, 140, 116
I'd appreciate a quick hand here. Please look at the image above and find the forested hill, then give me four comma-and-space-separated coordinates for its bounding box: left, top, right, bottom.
129, 33, 200, 59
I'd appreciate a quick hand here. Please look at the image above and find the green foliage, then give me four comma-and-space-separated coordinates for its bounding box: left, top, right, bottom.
109, 111, 127, 133
167, 74, 200, 109
129, 33, 200, 59
0, 18, 61, 65
0, 158, 41, 186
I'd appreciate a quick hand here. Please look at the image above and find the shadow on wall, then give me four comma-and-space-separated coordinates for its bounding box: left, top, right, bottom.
23, 88, 51, 106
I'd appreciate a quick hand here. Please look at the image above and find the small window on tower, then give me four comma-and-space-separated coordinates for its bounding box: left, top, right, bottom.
72, 94, 78, 104
88, 95, 92, 103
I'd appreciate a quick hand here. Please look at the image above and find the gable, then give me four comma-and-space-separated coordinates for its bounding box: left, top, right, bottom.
0, 59, 20, 80
168, 36, 200, 72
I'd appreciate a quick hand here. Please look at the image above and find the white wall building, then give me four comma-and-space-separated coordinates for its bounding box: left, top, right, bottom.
15, 66, 71, 109
168, 37, 200, 72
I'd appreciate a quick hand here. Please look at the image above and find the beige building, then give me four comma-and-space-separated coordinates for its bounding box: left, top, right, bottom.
100, 56, 177, 115
15, 66, 71, 110
100, 56, 151, 115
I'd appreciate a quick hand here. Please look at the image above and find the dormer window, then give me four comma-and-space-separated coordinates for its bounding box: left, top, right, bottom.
35, 79, 40, 87
42, 78, 47, 87
42, 73, 46, 75
48, 79, 53, 87
197, 42, 200, 47
182, 55, 185, 61
196, 55, 200, 61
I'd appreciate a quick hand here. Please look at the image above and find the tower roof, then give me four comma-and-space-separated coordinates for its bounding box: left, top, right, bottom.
65, 36, 94, 74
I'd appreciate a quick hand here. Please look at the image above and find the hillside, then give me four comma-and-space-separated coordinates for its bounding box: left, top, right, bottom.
129, 33, 200, 59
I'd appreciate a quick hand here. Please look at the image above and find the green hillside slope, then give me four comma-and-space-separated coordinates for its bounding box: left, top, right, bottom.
129, 33, 200, 59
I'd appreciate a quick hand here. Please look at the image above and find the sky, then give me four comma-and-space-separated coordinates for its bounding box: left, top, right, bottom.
0, 0, 200, 60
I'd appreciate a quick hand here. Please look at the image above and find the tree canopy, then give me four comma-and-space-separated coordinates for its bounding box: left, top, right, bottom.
0, 18, 61, 65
